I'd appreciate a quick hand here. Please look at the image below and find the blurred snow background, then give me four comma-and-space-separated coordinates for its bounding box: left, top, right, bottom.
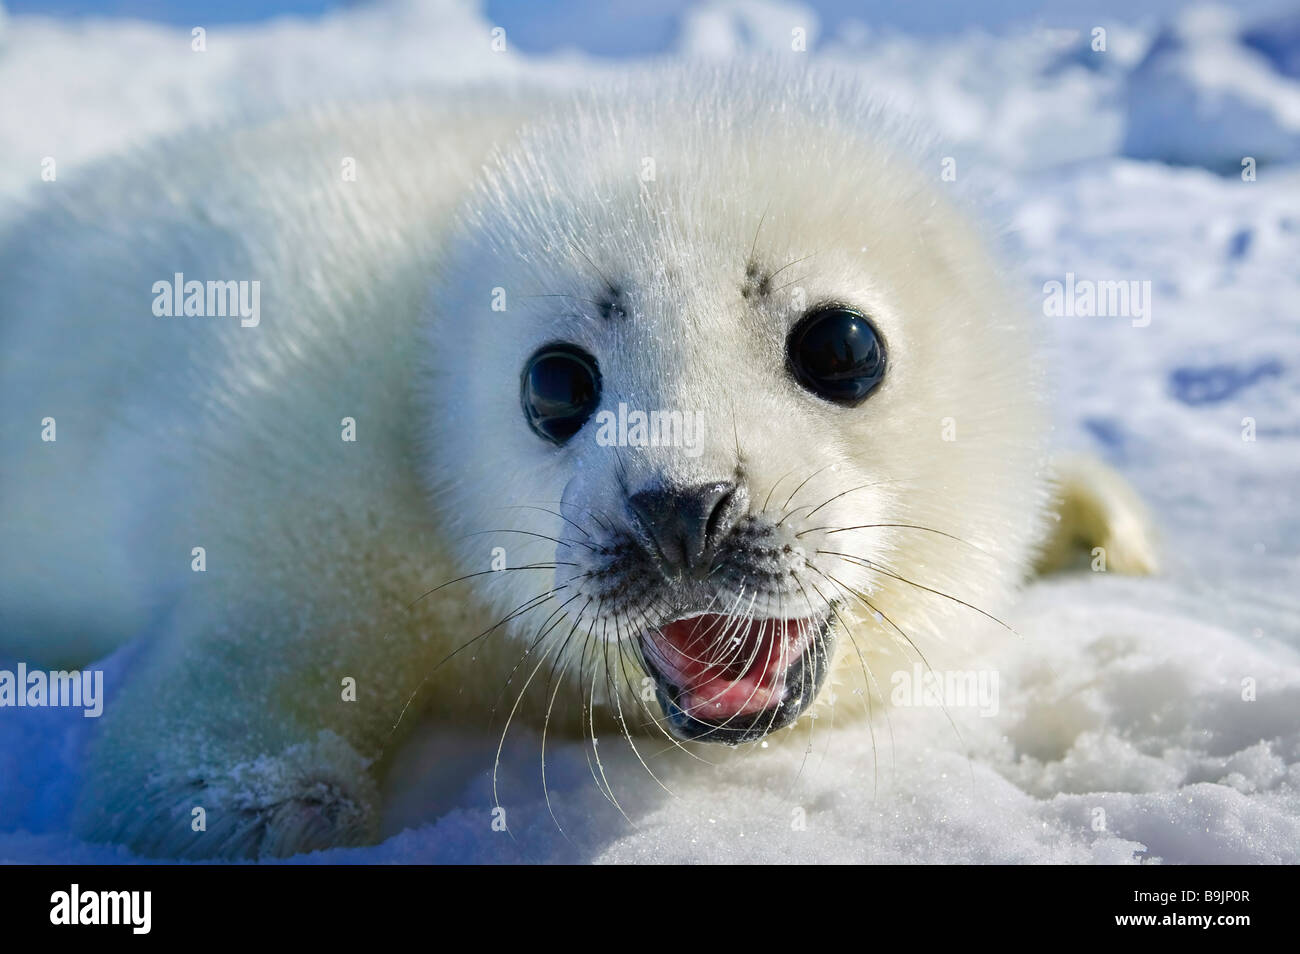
1, 0, 1298, 863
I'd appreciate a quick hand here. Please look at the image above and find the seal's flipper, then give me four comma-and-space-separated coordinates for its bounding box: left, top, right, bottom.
1035, 454, 1159, 576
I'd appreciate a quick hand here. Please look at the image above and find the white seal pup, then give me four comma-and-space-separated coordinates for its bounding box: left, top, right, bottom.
0, 68, 1155, 859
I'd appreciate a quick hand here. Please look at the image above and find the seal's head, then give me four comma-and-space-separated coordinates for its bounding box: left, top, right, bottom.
425, 68, 1045, 744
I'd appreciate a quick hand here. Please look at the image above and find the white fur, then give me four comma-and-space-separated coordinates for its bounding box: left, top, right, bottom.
427, 67, 1048, 692
0, 67, 1145, 858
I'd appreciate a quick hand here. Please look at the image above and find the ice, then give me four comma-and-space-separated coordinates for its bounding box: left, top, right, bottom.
1, 0, 1297, 863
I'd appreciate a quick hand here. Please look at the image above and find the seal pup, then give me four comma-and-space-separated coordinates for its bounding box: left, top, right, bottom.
0, 68, 1156, 858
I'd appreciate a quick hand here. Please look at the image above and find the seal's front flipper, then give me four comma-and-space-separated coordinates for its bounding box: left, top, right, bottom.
1035, 454, 1159, 577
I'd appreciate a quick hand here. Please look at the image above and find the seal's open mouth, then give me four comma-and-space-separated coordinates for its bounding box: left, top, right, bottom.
640, 610, 834, 744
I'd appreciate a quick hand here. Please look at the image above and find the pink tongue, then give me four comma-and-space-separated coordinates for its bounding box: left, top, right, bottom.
648, 613, 809, 719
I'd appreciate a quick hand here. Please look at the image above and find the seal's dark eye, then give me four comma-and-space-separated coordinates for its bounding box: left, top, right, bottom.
521, 343, 601, 444
786, 305, 886, 406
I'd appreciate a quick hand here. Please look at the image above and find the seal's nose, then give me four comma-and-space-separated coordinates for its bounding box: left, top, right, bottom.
628, 480, 744, 573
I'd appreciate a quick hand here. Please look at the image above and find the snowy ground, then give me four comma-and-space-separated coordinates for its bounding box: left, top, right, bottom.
1, 0, 1298, 863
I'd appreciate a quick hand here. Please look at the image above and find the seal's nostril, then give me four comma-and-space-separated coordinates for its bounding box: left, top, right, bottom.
628, 480, 743, 573
704, 485, 735, 549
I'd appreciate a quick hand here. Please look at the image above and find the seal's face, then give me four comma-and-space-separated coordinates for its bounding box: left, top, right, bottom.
427, 74, 1044, 746
511, 303, 886, 741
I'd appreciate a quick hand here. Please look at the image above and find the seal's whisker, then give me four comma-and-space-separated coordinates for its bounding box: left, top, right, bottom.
595, 612, 639, 822
779, 594, 819, 795
769, 273, 811, 295
502, 498, 617, 534
730, 404, 742, 470
581, 607, 634, 822
810, 565, 933, 674
406, 563, 572, 610
491, 598, 579, 825
462, 527, 598, 552
575, 615, 609, 805
761, 467, 799, 515
765, 250, 818, 284
495, 504, 594, 539
539, 598, 595, 835
641, 588, 750, 672
487, 592, 584, 730
568, 241, 616, 294
811, 564, 971, 760
781, 463, 833, 513
747, 200, 771, 266
386, 583, 567, 743
649, 592, 757, 730
617, 600, 714, 765
797, 522, 991, 557
818, 550, 1015, 633
607, 610, 676, 797
669, 587, 760, 688
798, 580, 841, 788
797, 479, 905, 522
682, 591, 772, 741
762, 610, 792, 752
520, 292, 606, 308
805, 574, 890, 799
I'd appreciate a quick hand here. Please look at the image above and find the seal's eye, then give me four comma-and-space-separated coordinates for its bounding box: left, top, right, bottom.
521, 343, 602, 444
786, 305, 886, 406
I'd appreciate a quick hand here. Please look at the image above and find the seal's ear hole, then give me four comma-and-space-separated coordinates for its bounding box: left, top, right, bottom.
521, 343, 602, 444
786, 305, 886, 406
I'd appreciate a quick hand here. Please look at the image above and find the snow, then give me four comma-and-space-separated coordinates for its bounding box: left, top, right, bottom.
1, 0, 1298, 863
1121, 6, 1300, 170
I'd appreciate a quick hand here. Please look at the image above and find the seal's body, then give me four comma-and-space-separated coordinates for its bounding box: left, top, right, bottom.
0, 70, 1154, 858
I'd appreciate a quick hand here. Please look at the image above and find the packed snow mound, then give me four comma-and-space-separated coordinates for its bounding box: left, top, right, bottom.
1122, 5, 1300, 170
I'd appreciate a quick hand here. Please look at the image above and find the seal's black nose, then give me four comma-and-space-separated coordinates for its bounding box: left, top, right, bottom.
628, 480, 743, 573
